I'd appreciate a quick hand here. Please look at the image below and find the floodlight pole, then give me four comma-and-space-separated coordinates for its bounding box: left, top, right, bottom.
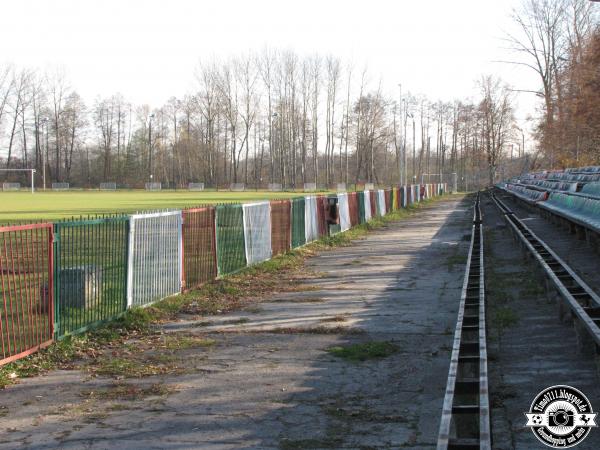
42, 117, 48, 190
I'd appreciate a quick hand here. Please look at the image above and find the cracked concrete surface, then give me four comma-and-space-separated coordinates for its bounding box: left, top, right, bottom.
0, 197, 471, 450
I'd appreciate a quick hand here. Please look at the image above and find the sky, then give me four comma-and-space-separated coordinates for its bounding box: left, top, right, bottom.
0, 0, 543, 146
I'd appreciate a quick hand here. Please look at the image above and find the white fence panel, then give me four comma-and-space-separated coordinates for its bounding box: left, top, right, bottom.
338, 193, 351, 231
364, 190, 372, 221
230, 183, 245, 191
303, 182, 317, 192
377, 190, 386, 216
268, 183, 282, 192
145, 182, 161, 191
2, 182, 20, 191
127, 211, 182, 307
52, 182, 70, 191
304, 196, 319, 242
336, 183, 346, 192
242, 202, 272, 265
100, 182, 117, 190
188, 182, 205, 191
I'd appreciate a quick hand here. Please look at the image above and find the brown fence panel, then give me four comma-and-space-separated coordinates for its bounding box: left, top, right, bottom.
348, 192, 359, 226
182, 207, 217, 290
369, 191, 377, 217
384, 189, 391, 212
316, 196, 328, 237
0, 223, 53, 366
270, 200, 291, 256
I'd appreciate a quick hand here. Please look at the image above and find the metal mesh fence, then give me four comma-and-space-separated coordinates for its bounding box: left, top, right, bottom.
270, 200, 291, 256
304, 196, 319, 243
52, 182, 70, 191
291, 197, 306, 248
215, 204, 247, 275
127, 211, 182, 307
182, 207, 217, 290
145, 182, 161, 191
0, 224, 54, 366
99, 182, 117, 191
2, 183, 21, 191
188, 183, 205, 191
242, 202, 272, 265
54, 217, 128, 337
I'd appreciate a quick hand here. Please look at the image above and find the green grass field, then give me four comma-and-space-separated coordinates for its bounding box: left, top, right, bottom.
0, 190, 313, 223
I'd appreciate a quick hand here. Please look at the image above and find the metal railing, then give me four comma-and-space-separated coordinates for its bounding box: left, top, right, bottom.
0, 223, 54, 365
438, 193, 491, 450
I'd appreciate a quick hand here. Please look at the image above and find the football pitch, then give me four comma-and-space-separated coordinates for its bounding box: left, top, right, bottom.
0, 190, 311, 223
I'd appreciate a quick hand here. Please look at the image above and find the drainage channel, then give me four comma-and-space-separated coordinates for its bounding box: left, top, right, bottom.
490, 190, 600, 354
437, 192, 491, 450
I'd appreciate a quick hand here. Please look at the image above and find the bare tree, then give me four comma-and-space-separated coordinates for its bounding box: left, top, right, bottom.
478, 76, 515, 184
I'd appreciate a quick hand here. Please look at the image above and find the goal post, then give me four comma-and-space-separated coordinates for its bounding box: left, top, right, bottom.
0, 169, 36, 193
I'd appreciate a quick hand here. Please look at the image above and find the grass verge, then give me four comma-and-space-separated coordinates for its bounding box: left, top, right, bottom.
0, 194, 459, 388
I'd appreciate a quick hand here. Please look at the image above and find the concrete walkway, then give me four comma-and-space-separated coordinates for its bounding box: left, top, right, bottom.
0, 197, 471, 450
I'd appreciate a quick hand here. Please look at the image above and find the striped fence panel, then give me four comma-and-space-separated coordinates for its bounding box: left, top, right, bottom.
291, 197, 306, 248
182, 207, 217, 290
304, 196, 319, 243
364, 190, 372, 221
127, 211, 182, 307
348, 192, 359, 226
215, 204, 247, 276
0, 224, 54, 366
242, 202, 272, 266
338, 193, 351, 231
54, 217, 128, 337
270, 200, 291, 256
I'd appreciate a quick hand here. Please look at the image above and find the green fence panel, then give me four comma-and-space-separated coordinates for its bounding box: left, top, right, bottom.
54, 217, 129, 338
291, 197, 306, 248
216, 204, 247, 276
358, 191, 366, 223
